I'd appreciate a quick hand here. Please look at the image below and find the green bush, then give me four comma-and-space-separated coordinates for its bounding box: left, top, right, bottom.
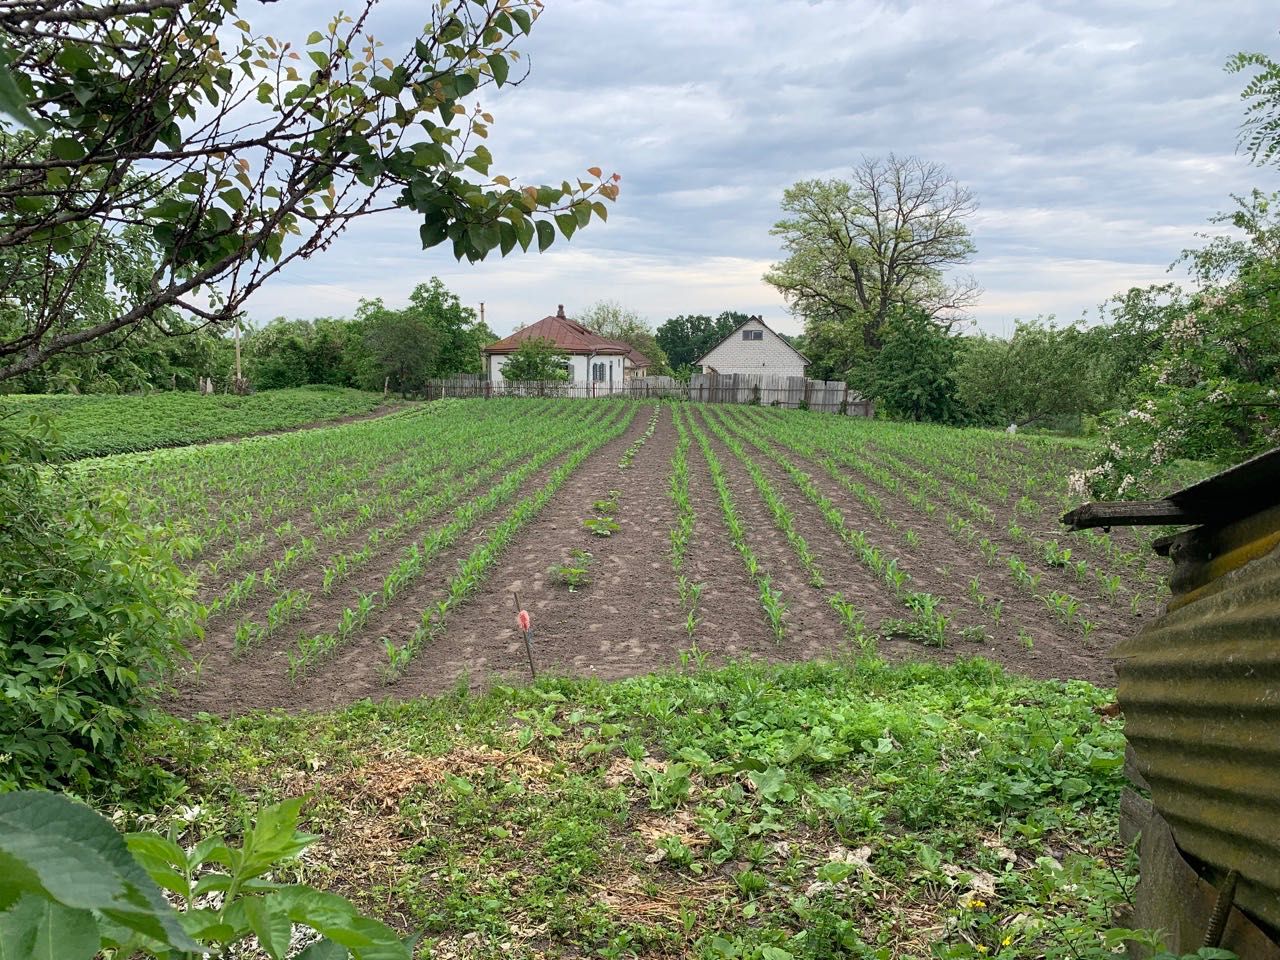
0, 416, 199, 791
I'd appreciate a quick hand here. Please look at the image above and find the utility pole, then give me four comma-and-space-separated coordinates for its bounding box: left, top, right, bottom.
479, 301, 485, 327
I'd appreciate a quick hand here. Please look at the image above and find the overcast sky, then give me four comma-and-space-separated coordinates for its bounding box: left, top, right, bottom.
246, 1, 1280, 338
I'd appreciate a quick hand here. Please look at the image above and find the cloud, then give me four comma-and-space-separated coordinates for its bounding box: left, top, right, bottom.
245, 0, 1280, 338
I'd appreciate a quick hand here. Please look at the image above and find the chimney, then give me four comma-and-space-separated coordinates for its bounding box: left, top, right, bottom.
557, 304, 565, 318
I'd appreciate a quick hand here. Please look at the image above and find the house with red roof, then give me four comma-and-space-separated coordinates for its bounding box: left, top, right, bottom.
483, 305, 653, 387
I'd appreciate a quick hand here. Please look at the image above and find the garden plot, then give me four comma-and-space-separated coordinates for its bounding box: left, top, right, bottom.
89, 398, 1161, 714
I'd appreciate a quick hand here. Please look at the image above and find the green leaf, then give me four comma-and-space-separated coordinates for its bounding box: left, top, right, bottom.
747, 765, 792, 801
240, 798, 315, 880
245, 896, 293, 960
0, 895, 99, 960
515, 218, 534, 252
0, 792, 196, 951
535, 219, 555, 253
49, 138, 86, 162
307, 31, 324, 44
1060, 777, 1092, 799
498, 221, 517, 256
486, 54, 509, 87
296, 939, 350, 960
554, 212, 577, 240
419, 219, 448, 250
54, 44, 95, 73
510, 8, 533, 34
816, 861, 855, 884
0, 59, 43, 131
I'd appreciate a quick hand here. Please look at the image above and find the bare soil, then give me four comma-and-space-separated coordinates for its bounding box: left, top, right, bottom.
170, 402, 1125, 719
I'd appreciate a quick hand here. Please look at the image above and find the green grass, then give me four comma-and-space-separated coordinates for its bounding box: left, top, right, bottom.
132, 656, 1133, 959
0, 385, 392, 458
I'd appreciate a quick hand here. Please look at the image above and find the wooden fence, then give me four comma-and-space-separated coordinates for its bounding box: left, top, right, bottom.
422, 372, 873, 416
688, 373, 873, 416
422, 375, 683, 400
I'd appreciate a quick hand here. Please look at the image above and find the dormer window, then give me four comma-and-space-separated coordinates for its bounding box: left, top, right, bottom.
742, 329, 763, 341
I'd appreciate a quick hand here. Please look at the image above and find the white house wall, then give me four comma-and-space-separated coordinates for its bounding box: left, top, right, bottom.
700, 318, 806, 378
488, 352, 625, 387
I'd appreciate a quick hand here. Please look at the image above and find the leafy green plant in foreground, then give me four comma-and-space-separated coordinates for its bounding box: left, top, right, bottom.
0, 790, 408, 959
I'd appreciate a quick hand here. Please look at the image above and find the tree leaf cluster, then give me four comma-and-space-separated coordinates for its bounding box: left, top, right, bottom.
0, 1, 619, 382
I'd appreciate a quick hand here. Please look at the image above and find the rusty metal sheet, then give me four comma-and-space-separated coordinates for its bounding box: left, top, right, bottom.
1114, 539, 1280, 937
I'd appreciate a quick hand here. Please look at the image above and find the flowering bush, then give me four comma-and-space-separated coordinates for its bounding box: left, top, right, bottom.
1072, 192, 1280, 499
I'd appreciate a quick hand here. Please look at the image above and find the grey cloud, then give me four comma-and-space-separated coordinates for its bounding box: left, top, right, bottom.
245, 1, 1280, 336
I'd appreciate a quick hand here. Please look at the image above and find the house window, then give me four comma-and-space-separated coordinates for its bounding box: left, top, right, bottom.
592, 362, 606, 382
742, 329, 764, 341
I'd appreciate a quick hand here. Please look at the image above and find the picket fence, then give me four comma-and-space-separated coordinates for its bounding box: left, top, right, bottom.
422, 373, 873, 416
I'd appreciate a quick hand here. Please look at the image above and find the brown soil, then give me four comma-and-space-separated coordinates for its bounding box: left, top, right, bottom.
713, 409, 1116, 686
386, 406, 687, 696
170, 402, 1127, 720
171, 437, 583, 716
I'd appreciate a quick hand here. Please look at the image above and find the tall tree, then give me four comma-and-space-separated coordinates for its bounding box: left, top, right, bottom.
577, 299, 669, 374
362, 308, 441, 398
862, 310, 965, 424
655, 311, 745, 372
0, 1, 620, 383
404, 279, 494, 376
765, 155, 978, 354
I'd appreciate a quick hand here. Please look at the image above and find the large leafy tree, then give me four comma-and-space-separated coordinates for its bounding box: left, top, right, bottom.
0, 0, 619, 383
362, 305, 441, 397
577, 299, 669, 374
655, 310, 745, 373
861, 310, 965, 424
765, 155, 978, 356
405, 278, 495, 376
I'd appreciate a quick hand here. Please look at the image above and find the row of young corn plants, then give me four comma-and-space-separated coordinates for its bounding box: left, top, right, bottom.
697, 407, 824, 589
196, 402, 551, 572
618, 401, 662, 468
860, 419, 1164, 593
682, 405, 788, 642
714, 405, 954, 647
778, 416, 1136, 631
110, 407, 433, 557
732, 407, 1118, 644
860, 432, 1162, 596
384, 403, 642, 676
668, 404, 695, 571
665, 407, 707, 647
211, 403, 586, 622
286, 403, 627, 676
85, 401, 489, 564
